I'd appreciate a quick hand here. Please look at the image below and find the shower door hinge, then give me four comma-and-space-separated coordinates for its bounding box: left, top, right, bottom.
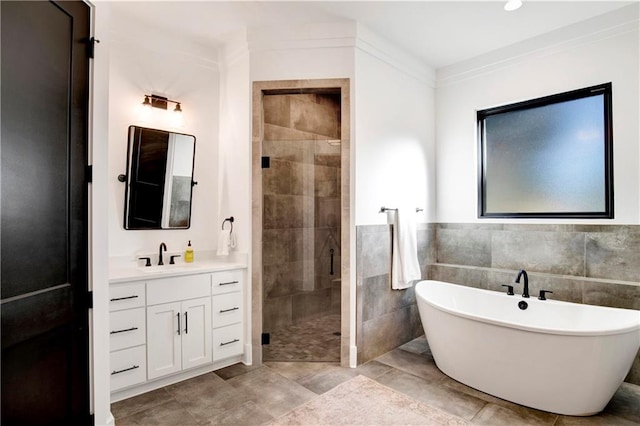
85, 165, 93, 183
261, 156, 270, 169
261, 332, 270, 345
86, 291, 93, 309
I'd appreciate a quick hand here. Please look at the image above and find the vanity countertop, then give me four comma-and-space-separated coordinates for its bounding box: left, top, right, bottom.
109, 253, 247, 284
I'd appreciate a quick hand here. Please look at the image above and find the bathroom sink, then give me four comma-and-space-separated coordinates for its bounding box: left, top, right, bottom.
139, 265, 188, 273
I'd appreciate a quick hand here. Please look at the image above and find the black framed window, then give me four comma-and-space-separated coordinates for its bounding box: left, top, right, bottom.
477, 82, 613, 218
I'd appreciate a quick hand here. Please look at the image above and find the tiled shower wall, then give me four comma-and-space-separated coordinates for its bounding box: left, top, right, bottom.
262, 94, 342, 333
356, 223, 639, 385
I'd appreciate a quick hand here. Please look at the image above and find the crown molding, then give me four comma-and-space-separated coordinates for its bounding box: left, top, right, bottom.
243, 21, 434, 87
108, 11, 220, 71
437, 3, 639, 88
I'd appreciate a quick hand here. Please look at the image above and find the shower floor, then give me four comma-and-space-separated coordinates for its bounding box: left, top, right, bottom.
263, 314, 341, 362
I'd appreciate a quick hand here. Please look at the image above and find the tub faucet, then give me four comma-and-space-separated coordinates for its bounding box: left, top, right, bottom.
515, 270, 529, 298
158, 242, 167, 265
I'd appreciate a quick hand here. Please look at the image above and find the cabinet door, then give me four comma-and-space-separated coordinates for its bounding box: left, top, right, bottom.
181, 297, 212, 370
147, 302, 181, 380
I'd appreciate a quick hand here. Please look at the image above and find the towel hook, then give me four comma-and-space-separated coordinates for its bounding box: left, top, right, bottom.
222, 216, 234, 232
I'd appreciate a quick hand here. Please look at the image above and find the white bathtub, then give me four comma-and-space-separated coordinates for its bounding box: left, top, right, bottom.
415, 280, 640, 416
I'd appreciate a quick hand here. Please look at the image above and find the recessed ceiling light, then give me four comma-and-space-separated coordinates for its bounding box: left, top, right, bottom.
504, 0, 523, 12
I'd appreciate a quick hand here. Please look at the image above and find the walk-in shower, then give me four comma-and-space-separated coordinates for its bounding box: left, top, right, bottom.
261, 93, 342, 362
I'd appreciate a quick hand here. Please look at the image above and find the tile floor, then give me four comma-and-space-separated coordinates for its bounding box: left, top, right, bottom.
262, 314, 341, 362
111, 336, 640, 425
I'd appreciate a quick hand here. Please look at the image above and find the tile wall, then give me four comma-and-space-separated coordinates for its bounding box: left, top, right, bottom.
355, 224, 434, 363
356, 223, 639, 385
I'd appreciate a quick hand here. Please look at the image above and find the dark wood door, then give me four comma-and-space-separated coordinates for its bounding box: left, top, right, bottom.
1, 1, 91, 424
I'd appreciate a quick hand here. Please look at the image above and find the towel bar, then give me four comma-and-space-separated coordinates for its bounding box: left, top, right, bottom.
379, 206, 423, 213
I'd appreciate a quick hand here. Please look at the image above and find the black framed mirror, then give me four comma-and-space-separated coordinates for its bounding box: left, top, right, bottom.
122, 125, 196, 229
477, 83, 613, 219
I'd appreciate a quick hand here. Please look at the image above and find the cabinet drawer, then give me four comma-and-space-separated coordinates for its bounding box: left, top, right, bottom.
212, 292, 242, 328
110, 282, 145, 312
147, 274, 210, 305
213, 323, 243, 361
110, 346, 146, 392
211, 270, 243, 295
110, 308, 146, 351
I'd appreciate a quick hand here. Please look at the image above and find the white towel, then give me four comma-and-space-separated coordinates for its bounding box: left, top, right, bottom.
217, 229, 231, 256
389, 206, 421, 290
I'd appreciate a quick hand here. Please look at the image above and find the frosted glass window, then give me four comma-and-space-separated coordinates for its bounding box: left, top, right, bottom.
478, 83, 613, 218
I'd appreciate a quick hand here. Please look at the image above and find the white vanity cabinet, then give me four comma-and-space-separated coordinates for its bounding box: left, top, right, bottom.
146, 275, 212, 380
109, 282, 147, 392
109, 264, 247, 401
212, 269, 244, 361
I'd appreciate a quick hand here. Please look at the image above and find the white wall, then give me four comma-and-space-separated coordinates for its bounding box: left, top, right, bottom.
107, 14, 220, 259
249, 23, 356, 83
435, 5, 640, 224
353, 27, 436, 225
218, 32, 252, 256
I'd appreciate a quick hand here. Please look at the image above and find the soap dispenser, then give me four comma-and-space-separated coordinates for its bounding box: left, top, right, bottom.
184, 240, 194, 263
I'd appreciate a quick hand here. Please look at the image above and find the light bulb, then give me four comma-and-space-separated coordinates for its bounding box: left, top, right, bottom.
171, 106, 184, 128
138, 97, 152, 122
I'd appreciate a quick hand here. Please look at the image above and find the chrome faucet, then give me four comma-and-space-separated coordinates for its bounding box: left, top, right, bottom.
515, 269, 529, 298
158, 242, 167, 265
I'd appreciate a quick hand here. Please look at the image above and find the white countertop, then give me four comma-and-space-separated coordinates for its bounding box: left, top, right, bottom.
109, 251, 248, 283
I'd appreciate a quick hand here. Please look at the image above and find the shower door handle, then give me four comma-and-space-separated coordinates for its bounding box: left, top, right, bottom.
330, 248, 335, 275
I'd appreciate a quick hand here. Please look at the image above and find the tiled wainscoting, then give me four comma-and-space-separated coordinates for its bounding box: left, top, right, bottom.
355, 224, 434, 363
356, 223, 640, 385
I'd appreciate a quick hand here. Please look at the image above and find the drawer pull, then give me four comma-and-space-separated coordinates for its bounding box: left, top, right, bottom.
219, 307, 240, 313
110, 327, 139, 335
111, 365, 139, 375
218, 280, 239, 286
110, 295, 139, 302
220, 338, 240, 346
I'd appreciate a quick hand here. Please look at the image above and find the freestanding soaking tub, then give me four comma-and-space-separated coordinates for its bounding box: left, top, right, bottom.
415, 280, 640, 416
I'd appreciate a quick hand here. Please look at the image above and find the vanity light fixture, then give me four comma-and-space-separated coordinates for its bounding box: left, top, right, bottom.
141, 94, 184, 127
504, 0, 523, 11
142, 94, 183, 112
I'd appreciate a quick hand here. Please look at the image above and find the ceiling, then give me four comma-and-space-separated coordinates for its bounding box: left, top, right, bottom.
108, 1, 635, 69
